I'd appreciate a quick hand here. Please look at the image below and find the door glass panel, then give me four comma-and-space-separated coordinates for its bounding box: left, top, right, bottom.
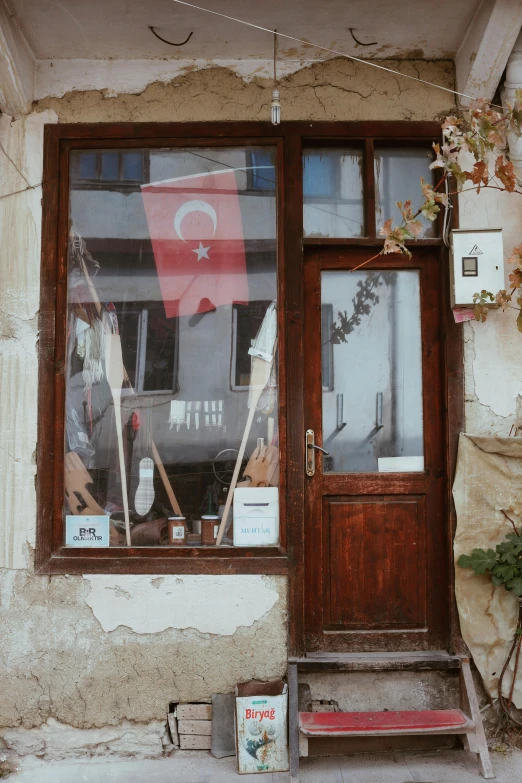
321, 270, 423, 473
374, 147, 436, 238
303, 148, 364, 238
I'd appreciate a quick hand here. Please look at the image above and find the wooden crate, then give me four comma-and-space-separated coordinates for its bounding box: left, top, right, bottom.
178, 719, 212, 735
177, 703, 212, 721
180, 734, 212, 750
176, 703, 212, 750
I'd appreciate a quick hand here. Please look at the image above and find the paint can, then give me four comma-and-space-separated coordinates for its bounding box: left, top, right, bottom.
201, 515, 220, 546
168, 516, 186, 546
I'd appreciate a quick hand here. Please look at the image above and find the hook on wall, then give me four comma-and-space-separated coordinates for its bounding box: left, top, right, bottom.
349, 28, 378, 47
149, 26, 194, 46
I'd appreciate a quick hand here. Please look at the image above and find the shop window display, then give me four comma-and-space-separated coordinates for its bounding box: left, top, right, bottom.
65, 147, 279, 548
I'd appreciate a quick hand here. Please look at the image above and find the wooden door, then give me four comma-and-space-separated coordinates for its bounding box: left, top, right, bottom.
303, 247, 448, 652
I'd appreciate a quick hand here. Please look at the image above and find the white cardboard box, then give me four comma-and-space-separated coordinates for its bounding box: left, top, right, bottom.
235, 690, 289, 774
233, 487, 279, 547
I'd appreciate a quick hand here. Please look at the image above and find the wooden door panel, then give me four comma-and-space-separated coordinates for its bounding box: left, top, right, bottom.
303, 248, 449, 653
324, 495, 426, 630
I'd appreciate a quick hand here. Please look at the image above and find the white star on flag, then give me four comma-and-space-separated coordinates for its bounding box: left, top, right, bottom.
192, 242, 211, 261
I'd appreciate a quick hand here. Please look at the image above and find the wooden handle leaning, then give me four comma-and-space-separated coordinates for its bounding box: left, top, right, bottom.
77, 248, 182, 521
152, 441, 182, 517
112, 392, 131, 547
215, 400, 257, 546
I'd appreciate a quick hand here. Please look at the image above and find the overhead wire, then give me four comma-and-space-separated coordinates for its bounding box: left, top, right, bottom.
171, 0, 504, 109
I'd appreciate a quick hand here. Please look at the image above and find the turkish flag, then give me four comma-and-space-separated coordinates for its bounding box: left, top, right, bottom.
141, 170, 248, 318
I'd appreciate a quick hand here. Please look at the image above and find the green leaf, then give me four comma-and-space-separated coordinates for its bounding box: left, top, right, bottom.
507, 576, 522, 596
458, 549, 497, 574
492, 564, 518, 582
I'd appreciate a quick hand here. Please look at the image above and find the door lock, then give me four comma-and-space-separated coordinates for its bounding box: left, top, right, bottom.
305, 429, 329, 476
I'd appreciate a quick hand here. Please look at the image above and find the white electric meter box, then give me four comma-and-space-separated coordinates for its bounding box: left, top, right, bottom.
451, 228, 504, 307
233, 487, 279, 547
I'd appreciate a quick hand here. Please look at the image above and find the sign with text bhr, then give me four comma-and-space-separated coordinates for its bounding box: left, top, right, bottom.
65, 515, 110, 547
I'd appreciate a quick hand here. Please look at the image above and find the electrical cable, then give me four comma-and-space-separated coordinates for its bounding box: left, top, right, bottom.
442, 176, 452, 248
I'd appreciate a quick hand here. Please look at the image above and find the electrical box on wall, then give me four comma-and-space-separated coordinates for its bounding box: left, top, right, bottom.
450, 228, 504, 307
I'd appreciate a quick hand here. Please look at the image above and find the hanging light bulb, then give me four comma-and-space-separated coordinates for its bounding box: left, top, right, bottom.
271, 30, 281, 126
271, 88, 281, 126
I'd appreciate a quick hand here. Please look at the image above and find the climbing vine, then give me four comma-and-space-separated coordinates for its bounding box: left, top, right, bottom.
371, 92, 522, 329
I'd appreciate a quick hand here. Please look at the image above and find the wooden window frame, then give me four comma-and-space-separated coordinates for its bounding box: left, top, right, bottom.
36, 121, 461, 583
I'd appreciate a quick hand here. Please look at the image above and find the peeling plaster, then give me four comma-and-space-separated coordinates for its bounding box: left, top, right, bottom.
459, 186, 522, 430
1, 717, 166, 759
0, 569, 287, 731
35, 57, 318, 100
34, 58, 456, 124
471, 314, 522, 419
83, 575, 280, 635
0, 109, 57, 570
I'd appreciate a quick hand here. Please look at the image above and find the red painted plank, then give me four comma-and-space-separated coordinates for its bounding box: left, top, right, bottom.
299, 709, 472, 736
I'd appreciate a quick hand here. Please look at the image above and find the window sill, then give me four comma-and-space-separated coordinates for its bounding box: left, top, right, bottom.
36, 546, 288, 575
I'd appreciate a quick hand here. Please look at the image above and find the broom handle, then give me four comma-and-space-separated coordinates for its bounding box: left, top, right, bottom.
77, 250, 182, 518
113, 390, 132, 546
152, 441, 182, 516
215, 394, 259, 546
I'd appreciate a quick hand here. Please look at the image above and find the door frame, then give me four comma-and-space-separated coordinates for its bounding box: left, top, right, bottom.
282, 124, 464, 657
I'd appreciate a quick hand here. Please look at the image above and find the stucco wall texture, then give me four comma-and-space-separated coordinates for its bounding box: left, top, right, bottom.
1, 56, 519, 760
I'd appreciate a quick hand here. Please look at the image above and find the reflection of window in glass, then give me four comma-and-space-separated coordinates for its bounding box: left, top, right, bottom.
117, 303, 179, 394
375, 147, 436, 238
303, 148, 364, 238
321, 270, 424, 474
231, 302, 274, 390
66, 147, 279, 550
72, 150, 148, 187
248, 150, 277, 191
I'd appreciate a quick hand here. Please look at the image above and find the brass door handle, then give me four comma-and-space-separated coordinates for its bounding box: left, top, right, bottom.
305, 429, 329, 476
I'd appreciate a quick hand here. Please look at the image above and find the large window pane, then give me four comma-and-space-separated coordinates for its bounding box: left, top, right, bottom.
321, 270, 424, 473
66, 148, 279, 548
375, 147, 436, 238
303, 148, 364, 238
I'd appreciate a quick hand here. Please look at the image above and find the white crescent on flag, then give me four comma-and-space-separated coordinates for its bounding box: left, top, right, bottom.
173, 200, 218, 242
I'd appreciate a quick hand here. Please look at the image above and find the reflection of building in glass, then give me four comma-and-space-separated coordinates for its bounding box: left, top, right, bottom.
67, 148, 279, 536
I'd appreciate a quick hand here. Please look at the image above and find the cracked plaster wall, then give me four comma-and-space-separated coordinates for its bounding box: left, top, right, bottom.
459, 187, 522, 434
0, 56, 481, 760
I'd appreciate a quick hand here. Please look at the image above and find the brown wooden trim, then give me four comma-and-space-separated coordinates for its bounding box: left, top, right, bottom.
36, 126, 61, 572
443, 186, 466, 656
364, 138, 376, 238
37, 120, 456, 586
62, 136, 282, 151
276, 139, 287, 550
289, 651, 462, 672
44, 122, 442, 142
303, 238, 443, 247
284, 134, 305, 656
37, 555, 288, 575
